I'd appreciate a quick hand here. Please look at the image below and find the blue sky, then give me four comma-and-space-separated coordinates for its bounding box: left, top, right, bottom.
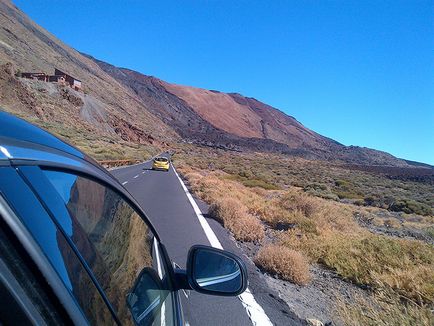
14, 1, 433, 164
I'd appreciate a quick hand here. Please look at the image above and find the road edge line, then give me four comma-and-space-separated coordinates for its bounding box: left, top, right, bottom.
172, 166, 273, 326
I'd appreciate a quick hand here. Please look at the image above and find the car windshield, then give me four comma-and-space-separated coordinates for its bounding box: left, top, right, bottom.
155, 158, 168, 163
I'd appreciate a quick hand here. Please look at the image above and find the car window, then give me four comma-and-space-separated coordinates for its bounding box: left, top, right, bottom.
36, 169, 175, 325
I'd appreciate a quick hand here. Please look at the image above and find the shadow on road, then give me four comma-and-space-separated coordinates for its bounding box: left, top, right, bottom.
143, 168, 171, 173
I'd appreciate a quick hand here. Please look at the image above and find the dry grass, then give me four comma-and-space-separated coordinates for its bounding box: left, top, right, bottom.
336, 291, 433, 326
184, 168, 266, 242
173, 144, 434, 216
179, 163, 434, 323
279, 192, 318, 218
255, 245, 311, 285
281, 231, 434, 305
208, 198, 264, 242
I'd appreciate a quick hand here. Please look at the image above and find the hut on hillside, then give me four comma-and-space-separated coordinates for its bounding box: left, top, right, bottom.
21, 68, 82, 91
53, 68, 82, 90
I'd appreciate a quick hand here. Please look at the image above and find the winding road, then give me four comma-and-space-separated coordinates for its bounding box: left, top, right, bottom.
111, 154, 302, 326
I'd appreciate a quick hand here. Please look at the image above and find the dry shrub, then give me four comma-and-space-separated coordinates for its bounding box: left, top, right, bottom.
209, 198, 264, 242
226, 214, 265, 242
255, 245, 311, 285
184, 171, 203, 183
247, 198, 288, 226
250, 186, 268, 197
281, 231, 434, 304
208, 198, 241, 224
182, 169, 291, 226
312, 201, 362, 234
383, 218, 401, 229
175, 155, 434, 325
336, 291, 433, 326
279, 191, 318, 217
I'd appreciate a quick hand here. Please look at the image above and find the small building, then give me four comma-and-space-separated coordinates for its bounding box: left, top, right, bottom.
54, 68, 82, 90
48, 75, 66, 83
20, 68, 82, 91
20, 72, 48, 81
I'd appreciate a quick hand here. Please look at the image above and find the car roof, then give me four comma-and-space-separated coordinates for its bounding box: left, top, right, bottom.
0, 110, 103, 169
0, 111, 84, 158
0, 110, 161, 240
0, 110, 120, 192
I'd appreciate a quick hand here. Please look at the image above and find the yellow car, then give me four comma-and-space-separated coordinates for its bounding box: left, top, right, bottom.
152, 157, 170, 171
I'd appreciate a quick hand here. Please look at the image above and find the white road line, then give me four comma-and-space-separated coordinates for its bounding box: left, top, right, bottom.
134, 175, 139, 178
154, 238, 166, 326
172, 166, 273, 326
122, 181, 128, 185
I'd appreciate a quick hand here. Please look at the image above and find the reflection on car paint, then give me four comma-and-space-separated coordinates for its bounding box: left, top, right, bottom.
0, 111, 84, 158
41, 170, 172, 325
0, 167, 113, 324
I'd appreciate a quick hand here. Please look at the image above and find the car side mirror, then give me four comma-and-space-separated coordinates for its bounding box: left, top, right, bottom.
126, 268, 167, 325
185, 245, 248, 296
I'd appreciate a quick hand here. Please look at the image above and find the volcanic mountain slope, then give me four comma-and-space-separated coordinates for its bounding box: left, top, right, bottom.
0, 0, 176, 158
88, 56, 409, 166
0, 0, 412, 166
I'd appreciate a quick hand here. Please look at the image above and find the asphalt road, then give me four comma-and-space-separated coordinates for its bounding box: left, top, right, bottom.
111, 155, 303, 326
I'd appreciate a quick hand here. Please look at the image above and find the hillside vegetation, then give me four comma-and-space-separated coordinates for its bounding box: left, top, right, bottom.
174, 144, 434, 217
174, 146, 434, 325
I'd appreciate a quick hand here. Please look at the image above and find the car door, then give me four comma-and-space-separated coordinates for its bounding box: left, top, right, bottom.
19, 165, 179, 325
0, 165, 113, 325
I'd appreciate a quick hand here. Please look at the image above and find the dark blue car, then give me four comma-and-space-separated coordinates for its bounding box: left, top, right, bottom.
0, 111, 247, 325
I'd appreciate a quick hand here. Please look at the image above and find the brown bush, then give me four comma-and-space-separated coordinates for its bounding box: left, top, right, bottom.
279, 192, 318, 217
209, 198, 264, 242
208, 198, 242, 224
226, 213, 265, 242
336, 291, 434, 326
255, 245, 311, 285
176, 154, 434, 324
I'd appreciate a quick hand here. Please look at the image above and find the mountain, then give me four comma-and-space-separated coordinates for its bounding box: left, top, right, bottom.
86, 55, 410, 166
0, 0, 415, 167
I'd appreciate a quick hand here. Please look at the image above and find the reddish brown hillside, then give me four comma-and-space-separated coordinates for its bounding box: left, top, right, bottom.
89, 55, 411, 166
228, 93, 340, 150
161, 82, 264, 139
161, 82, 341, 153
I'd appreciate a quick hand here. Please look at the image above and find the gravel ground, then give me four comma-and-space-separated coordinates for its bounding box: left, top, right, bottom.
262, 265, 370, 326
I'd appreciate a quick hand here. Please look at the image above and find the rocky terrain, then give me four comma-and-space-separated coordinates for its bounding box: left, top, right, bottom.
88, 54, 412, 167
0, 0, 176, 158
